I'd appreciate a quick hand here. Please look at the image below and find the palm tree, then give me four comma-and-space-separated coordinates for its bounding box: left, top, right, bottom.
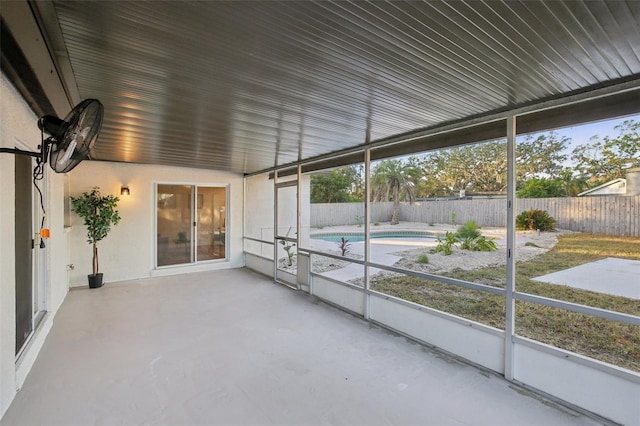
371, 159, 416, 225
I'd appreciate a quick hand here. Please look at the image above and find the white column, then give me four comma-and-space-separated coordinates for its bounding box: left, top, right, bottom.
364, 149, 371, 319
273, 169, 278, 281
505, 116, 517, 381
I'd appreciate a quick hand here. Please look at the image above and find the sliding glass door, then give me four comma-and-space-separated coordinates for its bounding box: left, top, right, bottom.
156, 184, 227, 267
196, 186, 226, 261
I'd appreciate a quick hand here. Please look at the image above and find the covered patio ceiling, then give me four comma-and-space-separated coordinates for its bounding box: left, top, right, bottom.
3, 1, 640, 174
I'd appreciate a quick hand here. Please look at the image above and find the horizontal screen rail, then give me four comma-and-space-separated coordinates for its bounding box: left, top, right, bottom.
243, 236, 274, 246
515, 292, 640, 326
298, 249, 638, 325
369, 262, 507, 297
303, 248, 366, 266
302, 248, 505, 296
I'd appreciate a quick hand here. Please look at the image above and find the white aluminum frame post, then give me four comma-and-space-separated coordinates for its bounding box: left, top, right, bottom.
505, 116, 517, 381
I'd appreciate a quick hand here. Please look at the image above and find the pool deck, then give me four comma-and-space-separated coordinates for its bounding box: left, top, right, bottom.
306, 222, 502, 282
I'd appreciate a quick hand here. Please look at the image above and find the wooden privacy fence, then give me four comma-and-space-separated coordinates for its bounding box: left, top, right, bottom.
311, 195, 640, 236
310, 202, 394, 227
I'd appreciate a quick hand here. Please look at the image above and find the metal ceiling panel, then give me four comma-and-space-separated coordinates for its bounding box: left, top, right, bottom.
37, 0, 640, 174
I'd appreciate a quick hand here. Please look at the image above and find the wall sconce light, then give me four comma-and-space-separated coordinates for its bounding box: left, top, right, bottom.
120, 186, 130, 196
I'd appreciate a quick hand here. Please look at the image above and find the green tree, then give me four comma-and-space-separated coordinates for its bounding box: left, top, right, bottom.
517, 178, 566, 198
310, 167, 362, 203
419, 141, 508, 195
371, 159, 416, 225
340, 164, 365, 201
516, 132, 569, 181
411, 133, 569, 197
406, 155, 442, 198
558, 169, 588, 197
571, 120, 640, 185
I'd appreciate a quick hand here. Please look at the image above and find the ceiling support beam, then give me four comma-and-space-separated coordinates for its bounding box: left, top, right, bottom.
262, 80, 640, 178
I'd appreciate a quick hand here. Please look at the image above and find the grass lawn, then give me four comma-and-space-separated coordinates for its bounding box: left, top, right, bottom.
372, 233, 640, 372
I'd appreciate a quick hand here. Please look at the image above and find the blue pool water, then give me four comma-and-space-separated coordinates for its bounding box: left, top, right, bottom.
311, 232, 438, 243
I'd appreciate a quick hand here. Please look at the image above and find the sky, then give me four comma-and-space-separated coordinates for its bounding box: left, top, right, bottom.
516, 113, 639, 170
377, 113, 639, 166
522, 113, 639, 150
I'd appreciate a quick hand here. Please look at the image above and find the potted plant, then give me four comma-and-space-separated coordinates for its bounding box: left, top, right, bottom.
70, 187, 121, 288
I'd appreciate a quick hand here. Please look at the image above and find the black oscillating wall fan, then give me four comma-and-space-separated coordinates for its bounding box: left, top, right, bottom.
40, 98, 104, 173
1, 98, 104, 173
1, 99, 104, 244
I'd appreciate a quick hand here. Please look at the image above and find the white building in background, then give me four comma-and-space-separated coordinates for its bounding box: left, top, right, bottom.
578, 167, 640, 197
578, 178, 626, 196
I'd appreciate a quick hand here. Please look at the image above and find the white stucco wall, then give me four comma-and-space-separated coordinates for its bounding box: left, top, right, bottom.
244, 173, 311, 258
0, 74, 70, 418
244, 173, 275, 242
67, 161, 244, 287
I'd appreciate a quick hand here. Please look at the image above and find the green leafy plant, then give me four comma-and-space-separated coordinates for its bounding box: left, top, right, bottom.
279, 227, 296, 266
430, 220, 499, 254
516, 209, 557, 231
459, 236, 497, 252
417, 254, 429, 264
451, 212, 457, 227
457, 220, 481, 239
455, 220, 497, 252
373, 222, 380, 226
338, 237, 351, 256
70, 187, 121, 276
432, 231, 457, 255
355, 215, 364, 227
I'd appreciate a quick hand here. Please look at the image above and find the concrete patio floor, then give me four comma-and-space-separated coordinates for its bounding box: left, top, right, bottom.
1, 268, 602, 425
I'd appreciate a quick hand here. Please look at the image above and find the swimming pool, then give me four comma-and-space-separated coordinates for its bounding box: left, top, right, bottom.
311, 231, 439, 243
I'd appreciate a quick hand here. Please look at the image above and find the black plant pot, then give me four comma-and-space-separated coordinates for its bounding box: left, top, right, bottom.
88, 273, 104, 289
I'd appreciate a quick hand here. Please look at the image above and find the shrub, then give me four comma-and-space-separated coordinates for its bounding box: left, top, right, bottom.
516, 209, 556, 231
457, 220, 481, 240
517, 178, 566, 198
417, 254, 429, 264
432, 231, 457, 255
459, 236, 497, 252
458, 236, 473, 250
452, 220, 497, 252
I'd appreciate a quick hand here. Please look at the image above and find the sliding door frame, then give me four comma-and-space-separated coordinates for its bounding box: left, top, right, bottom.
154, 182, 229, 268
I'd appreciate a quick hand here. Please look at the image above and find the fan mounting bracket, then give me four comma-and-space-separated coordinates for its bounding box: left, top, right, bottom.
0, 138, 54, 164
0, 147, 42, 158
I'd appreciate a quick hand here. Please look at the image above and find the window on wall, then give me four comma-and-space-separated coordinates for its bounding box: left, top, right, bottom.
156, 184, 227, 267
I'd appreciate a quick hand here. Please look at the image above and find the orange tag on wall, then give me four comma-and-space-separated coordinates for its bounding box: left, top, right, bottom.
40, 228, 50, 238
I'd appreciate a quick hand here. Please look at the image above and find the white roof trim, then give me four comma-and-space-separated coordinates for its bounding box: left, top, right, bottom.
578, 179, 626, 196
